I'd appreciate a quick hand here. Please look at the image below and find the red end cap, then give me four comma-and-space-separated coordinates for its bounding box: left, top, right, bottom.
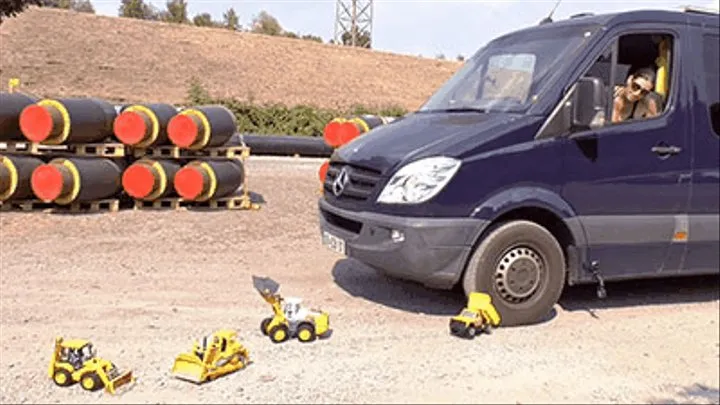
31, 164, 64, 202
318, 160, 329, 183
173, 165, 205, 200
167, 115, 199, 148
337, 122, 361, 146
19, 105, 54, 142
114, 111, 149, 145
122, 163, 157, 199
323, 121, 342, 147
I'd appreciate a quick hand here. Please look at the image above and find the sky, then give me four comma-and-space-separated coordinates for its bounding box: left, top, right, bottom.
89, 0, 720, 58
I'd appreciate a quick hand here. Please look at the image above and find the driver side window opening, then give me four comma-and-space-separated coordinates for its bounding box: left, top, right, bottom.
583, 32, 674, 128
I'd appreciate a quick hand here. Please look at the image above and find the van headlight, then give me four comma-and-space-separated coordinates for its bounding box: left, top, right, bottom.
377, 156, 461, 204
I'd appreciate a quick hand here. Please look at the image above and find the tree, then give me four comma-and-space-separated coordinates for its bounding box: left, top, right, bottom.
301, 33, 322, 43
0, 0, 42, 24
341, 29, 371, 48
164, 0, 186, 23
456, 54, 465, 62
251, 10, 282, 36
192, 12, 214, 27
36, 0, 94, 12
222, 7, 239, 30
72, 0, 93, 13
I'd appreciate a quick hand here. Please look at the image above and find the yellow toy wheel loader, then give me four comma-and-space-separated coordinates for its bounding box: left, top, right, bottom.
171, 329, 250, 384
48, 337, 134, 395
449, 292, 501, 339
253, 275, 331, 344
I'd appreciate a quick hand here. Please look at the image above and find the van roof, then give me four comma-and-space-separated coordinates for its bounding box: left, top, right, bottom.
510, 7, 718, 38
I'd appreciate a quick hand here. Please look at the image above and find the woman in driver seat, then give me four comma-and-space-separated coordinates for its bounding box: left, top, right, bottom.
612, 67, 663, 123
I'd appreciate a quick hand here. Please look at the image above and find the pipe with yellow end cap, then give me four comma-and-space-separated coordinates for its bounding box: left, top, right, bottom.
0, 154, 45, 202
19, 97, 118, 145
122, 158, 181, 201
0, 92, 38, 141
173, 159, 245, 202
113, 103, 179, 148
334, 115, 399, 146
167, 105, 237, 150
30, 157, 126, 204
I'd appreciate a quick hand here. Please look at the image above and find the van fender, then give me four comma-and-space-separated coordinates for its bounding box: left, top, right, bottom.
468, 186, 590, 285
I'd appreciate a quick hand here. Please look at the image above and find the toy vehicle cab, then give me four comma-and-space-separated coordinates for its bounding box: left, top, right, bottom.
318, 7, 720, 326
171, 329, 250, 384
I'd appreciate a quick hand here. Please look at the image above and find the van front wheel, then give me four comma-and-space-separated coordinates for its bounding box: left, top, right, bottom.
462, 220, 566, 326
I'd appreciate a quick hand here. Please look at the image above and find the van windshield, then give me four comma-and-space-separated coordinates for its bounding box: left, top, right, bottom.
418, 23, 601, 114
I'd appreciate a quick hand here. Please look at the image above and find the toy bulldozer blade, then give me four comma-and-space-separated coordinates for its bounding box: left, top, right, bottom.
252, 275, 280, 296
104, 366, 134, 395
171, 353, 207, 384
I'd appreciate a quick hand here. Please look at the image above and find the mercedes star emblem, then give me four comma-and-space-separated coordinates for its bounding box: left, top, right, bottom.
333, 167, 350, 197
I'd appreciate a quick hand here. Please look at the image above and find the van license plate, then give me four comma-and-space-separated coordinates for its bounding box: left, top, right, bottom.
322, 231, 346, 255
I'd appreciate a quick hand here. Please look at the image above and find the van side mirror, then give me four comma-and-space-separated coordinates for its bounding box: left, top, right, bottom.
571, 76, 606, 131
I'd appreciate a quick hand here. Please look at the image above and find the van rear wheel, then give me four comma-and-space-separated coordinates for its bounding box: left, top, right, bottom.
462, 220, 566, 326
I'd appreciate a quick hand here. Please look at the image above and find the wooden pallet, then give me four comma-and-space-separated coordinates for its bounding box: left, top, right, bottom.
52, 199, 121, 214
0, 141, 126, 157
131, 145, 250, 159
134, 194, 261, 211
0, 199, 55, 212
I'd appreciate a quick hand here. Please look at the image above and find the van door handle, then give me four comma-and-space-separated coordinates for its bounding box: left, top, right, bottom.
651, 144, 682, 156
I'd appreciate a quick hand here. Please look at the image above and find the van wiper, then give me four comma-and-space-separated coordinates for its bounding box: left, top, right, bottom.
420, 107, 487, 113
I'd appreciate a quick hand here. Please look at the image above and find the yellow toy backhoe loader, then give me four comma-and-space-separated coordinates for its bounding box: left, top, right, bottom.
449, 292, 501, 339
252, 275, 331, 343
48, 337, 134, 395
171, 329, 250, 384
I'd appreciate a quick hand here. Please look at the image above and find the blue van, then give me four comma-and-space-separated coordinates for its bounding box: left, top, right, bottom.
318, 7, 720, 326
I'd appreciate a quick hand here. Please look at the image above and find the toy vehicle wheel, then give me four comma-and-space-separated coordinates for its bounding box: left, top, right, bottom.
52, 369, 73, 387
269, 324, 290, 343
260, 317, 272, 336
462, 220, 566, 326
80, 372, 102, 391
297, 322, 316, 343
466, 326, 477, 338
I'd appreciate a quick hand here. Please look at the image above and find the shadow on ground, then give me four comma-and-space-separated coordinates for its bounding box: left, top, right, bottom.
647, 383, 720, 404
559, 274, 720, 318
331, 258, 463, 316
332, 258, 719, 321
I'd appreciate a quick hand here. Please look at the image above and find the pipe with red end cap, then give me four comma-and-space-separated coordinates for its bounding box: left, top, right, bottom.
322, 118, 346, 148
30, 157, 126, 204
0, 92, 38, 141
318, 160, 329, 183
19, 97, 118, 145
0, 154, 45, 202
336, 115, 398, 146
173, 159, 244, 201
121, 158, 181, 201
113, 103, 178, 148
167, 105, 237, 150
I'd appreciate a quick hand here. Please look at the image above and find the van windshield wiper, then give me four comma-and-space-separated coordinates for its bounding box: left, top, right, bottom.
419, 107, 487, 113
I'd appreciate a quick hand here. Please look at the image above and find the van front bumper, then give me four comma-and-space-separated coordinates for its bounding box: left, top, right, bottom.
318, 198, 487, 289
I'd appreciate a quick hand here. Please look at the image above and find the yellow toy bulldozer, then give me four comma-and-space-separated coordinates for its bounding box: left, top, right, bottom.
449, 292, 501, 339
252, 275, 331, 343
48, 337, 134, 395
171, 329, 250, 384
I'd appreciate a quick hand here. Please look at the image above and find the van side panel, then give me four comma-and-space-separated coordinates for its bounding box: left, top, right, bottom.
684, 26, 720, 274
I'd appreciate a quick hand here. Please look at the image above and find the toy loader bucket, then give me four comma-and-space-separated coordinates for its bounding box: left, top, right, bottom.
314, 312, 330, 336
105, 367, 134, 395
252, 275, 280, 296
468, 292, 501, 326
171, 353, 207, 384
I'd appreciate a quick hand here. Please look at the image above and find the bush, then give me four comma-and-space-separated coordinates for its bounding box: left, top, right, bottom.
186, 77, 408, 137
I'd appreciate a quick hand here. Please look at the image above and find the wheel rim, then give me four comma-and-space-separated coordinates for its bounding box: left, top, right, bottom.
54, 372, 66, 384
494, 245, 544, 304
299, 330, 310, 341
82, 376, 94, 389
274, 329, 286, 341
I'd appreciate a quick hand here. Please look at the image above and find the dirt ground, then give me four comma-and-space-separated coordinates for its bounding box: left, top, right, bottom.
0, 156, 718, 405
0, 8, 459, 111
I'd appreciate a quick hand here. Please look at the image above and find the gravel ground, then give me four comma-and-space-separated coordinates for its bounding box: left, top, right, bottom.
0, 157, 718, 405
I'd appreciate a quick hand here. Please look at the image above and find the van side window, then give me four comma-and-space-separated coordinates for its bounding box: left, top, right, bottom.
703, 34, 720, 137
581, 33, 674, 127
